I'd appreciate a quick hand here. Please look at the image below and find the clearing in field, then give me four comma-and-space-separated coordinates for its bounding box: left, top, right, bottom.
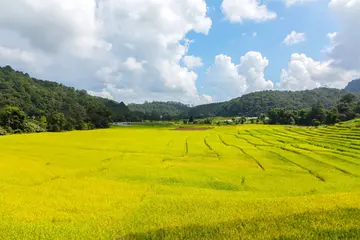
1, 122, 360, 239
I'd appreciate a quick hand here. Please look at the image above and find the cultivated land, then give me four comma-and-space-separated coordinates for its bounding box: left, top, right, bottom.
1, 121, 360, 239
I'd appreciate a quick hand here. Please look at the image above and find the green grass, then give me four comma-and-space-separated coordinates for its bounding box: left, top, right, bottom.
0, 123, 360, 239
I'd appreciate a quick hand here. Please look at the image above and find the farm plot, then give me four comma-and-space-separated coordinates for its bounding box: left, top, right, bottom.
0, 123, 360, 239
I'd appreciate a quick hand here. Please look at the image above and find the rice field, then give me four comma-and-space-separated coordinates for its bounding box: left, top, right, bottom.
1, 121, 360, 239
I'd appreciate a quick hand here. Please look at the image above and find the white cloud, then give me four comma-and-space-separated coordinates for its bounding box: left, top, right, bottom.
328, 0, 360, 71
221, 0, 277, 23
183, 56, 204, 69
283, 31, 306, 45
253, 32, 257, 37
206, 52, 274, 101
284, 0, 317, 7
0, 0, 212, 104
278, 53, 359, 90
0, 46, 34, 63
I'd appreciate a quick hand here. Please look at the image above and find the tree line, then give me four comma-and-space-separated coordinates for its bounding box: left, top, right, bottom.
0, 65, 132, 134
126, 88, 359, 120
267, 93, 360, 126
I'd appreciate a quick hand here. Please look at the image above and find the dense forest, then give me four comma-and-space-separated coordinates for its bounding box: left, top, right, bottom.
1, 65, 360, 135
130, 88, 359, 119
0, 65, 130, 134
266, 93, 360, 126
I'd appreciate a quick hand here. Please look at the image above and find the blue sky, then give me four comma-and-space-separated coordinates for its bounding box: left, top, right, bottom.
188, 0, 338, 89
0, 0, 359, 104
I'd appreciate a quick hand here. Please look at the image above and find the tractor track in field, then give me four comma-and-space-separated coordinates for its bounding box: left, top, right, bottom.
258, 146, 326, 182
256, 130, 360, 161
279, 145, 354, 176
281, 132, 360, 160
241, 176, 246, 185
203, 137, 220, 160
274, 129, 360, 149
184, 137, 190, 156
230, 133, 269, 147
243, 130, 354, 176
218, 135, 265, 171
290, 144, 360, 167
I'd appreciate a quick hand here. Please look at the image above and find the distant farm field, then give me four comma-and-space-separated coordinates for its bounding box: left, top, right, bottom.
1, 123, 360, 239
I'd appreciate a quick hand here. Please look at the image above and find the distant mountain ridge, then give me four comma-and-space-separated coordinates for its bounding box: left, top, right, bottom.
129, 87, 358, 118
1, 65, 359, 122
345, 79, 360, 93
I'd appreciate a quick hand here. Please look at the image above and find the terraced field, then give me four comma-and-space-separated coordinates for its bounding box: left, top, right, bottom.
1, 121, 360, 239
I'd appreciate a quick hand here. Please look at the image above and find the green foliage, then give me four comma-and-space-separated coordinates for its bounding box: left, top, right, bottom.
129, 88, 358, 120
189, 116, 194, 123
0, 106, 26, 132
267, 94, 360, 126
0, 126, 6, 135
47, 112, 66, 132
128, 101, 189, 120
24, 121, 45, 133
0, 65, 130, 131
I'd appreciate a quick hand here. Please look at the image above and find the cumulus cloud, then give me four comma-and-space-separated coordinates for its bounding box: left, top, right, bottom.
0, 0, 212, 104
183, 56, 204, 70
205, 52, 274, 101
221, 0, 277, 23
283, 31, 306, 45
278, 53, 359, 90
328, 0, 360, 71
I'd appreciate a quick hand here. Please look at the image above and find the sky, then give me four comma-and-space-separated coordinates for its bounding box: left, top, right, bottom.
0, 0, 359, 104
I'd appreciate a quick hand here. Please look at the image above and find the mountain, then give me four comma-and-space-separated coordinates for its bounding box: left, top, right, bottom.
0, 65, 130, 129
130, 88, 357, 118
345, 79, 360, 92
215, 88, 352, 117
128, 101, 190, 119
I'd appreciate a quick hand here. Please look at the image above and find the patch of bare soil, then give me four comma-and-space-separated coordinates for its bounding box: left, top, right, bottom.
174, 127, 212, 131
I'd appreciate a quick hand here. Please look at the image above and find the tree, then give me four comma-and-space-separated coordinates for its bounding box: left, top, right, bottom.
47, 112, 66, 132
240, 116, 246, 124
340, 93, 356, 104
39, 116, 48, 129
189, 116, 194, 123
0, 106, 26, 132
308, 104, 326, 124
325, 108, 340, 125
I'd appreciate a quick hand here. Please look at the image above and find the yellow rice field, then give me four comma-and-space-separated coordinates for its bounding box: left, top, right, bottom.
1, 122, 360, 239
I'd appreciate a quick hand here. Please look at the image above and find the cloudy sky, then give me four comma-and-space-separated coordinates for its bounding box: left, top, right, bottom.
0, 0, 359, 104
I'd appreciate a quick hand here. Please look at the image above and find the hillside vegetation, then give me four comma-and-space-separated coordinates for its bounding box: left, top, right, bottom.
130, 88, 357, 119
1, 121, 360, 239
0, 65, 130, 133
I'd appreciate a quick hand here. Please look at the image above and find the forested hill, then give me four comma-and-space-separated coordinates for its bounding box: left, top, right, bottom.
345, 79, 360, 93
128, 101, 190, 119
1, 64, 358, 129
213, 88, 353, 117
0, 65, 130, 130
129, 88, 358, 118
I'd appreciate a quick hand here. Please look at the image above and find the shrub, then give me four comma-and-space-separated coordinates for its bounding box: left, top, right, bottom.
24, 121, 46, 133
0, 126, 6, 136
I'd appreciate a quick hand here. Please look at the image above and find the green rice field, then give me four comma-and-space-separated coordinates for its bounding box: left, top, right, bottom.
1, 121, 360, 239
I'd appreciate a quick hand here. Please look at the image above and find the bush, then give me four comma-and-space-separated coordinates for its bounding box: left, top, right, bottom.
76, 122, 89, 130
24, 121, 46, 133
88, 123, 96, 130
0, 126, 6, 136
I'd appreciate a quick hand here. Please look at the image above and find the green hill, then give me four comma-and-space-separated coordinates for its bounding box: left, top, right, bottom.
345, 79, 360, 93
0, 65, 130, 131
